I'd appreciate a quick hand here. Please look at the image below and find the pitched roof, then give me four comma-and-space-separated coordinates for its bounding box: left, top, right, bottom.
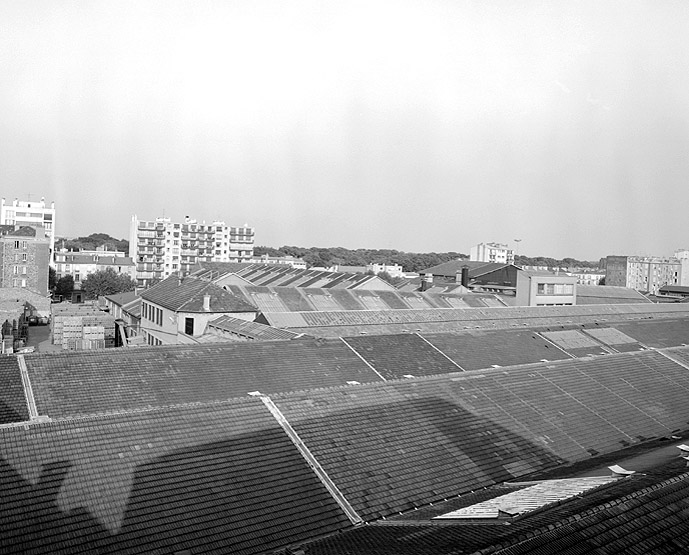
24, 339, 383, 418
0, 399, 352, 554
103, 291, 139, 307
140, 275, 257, 313
418, 259, 495, 277
207, 314, 304, 341
577, 284, 651, 304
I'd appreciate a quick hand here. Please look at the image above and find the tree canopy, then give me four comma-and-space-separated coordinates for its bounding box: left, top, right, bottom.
56, 233, 129, 253
54, 275, 74, 300
80, 268, 136, 299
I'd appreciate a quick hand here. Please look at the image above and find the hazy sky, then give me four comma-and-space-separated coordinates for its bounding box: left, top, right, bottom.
2, 1, 688, 260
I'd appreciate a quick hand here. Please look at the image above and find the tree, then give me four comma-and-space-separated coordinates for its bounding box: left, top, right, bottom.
54, 275, 75, 300
80, 268, 137, 299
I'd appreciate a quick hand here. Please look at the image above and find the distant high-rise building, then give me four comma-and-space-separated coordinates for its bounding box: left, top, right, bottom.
470, 242, 514, 264
129, 215, 255, 287
0, 197, 55, 262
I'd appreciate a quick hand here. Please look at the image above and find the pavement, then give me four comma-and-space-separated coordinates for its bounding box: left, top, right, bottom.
24, 323, 62, 353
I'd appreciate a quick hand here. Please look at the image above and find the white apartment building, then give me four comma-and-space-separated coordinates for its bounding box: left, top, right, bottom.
470, 242, 515, 264
1, 197, 56, 261
129, 215, 255, 287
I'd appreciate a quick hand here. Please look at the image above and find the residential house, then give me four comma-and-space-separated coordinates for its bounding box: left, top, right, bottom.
139, 274, 258, 345
0, 225, 50, 295
54, 250, 136, 287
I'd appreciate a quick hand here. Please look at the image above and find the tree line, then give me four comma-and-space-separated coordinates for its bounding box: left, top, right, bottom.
255, 246, 603, 272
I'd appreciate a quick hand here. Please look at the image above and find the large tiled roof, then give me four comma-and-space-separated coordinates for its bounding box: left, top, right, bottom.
195, 262, 389, 290
221, 284, 502, 313
140, 275, 257, 313
0, 399, 352, 554
259, 303, 689, 337
272, 349, 689, 521
103, 291, 139, 306
5, 343, 689, 552
24, 340, 383, 418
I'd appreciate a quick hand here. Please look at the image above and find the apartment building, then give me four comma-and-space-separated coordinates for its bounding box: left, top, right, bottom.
129, 215, 255, 287
470, 242, 515, 264
0, 197, 55, 261
0, 225, 50, 295
605, 255, 688, 294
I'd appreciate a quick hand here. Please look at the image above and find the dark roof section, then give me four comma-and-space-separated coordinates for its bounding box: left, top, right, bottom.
342, 334, 463, 378
609, 317, 689, 349
421, 328, 572, 370
103, 291, 139, 306
140, 275, 257, 313
207, 314, 305, 341
0, 398, 352, 555
0, 357, 29, 424
24, 340, 383, 418
418, 259, 496, 278
577, 284, 652, 304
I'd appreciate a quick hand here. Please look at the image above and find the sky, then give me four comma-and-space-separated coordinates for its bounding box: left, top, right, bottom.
1, 0, 689, 261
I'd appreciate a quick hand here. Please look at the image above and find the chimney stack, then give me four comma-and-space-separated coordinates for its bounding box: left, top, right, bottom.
461, 266, 470, 287
203, 294, 211, 311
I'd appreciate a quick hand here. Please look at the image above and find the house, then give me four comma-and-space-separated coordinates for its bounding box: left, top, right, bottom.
102, 291, 142, 346
139, 274, 258, 345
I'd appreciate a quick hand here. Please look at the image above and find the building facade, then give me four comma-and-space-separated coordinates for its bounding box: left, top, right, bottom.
605, 255, 685, 294
0, 226, 50, 295
129, 216, 255, 287
0, 197, 55, 262
54, 249, 136, 287
470, 242, 514, 264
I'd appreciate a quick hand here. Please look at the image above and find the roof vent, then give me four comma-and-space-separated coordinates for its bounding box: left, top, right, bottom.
403, 374, 415, 379
247, 391, 263, 396
608, 465, 635, 477
346, 381, 360, 385
203, 294, 211, 311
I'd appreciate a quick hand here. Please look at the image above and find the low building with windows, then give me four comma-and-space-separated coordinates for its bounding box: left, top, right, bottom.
139, 274, 258, 345
54, 249, 135, 287
469, 264, 577, 306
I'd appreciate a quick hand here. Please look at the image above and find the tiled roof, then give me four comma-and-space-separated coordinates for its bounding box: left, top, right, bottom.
0, 399, 352, 554
103, 291, 139, 307
299, 460, 689, 554
140, 275, 257, 313
222, 284, 502, 313
420, 329, 572, 370
607, 317, 689, 349
342, 334, 463, 378
0, 357, 29, 424
207, 314, 304, 341
24, 339, 383, 418
272, 348, 689, 521
259, 303, 689, 337
577, 285, 651, 304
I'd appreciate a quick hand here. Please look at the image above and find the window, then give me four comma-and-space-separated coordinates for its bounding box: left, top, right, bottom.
21, 266, 27, 275
22, 253, 27, 261
14, 240, 19, 249
22, 241, 27, 249
536, 283, 574, 296
13, 266, 18, 274
185, 317, 194, 335
21, 279, 26, 287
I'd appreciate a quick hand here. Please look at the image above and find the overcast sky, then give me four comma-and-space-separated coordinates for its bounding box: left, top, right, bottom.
1, 1, 688, 260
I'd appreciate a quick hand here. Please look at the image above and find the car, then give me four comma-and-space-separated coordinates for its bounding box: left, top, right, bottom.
27, 316, 38, 326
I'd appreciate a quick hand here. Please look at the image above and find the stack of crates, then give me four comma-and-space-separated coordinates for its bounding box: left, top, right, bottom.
51, 303, 116, 350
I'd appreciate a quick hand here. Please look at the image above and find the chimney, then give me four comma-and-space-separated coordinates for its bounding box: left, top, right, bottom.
203, 294, 211, 311
420, 273, 433, 292
461, 266, 470, 287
